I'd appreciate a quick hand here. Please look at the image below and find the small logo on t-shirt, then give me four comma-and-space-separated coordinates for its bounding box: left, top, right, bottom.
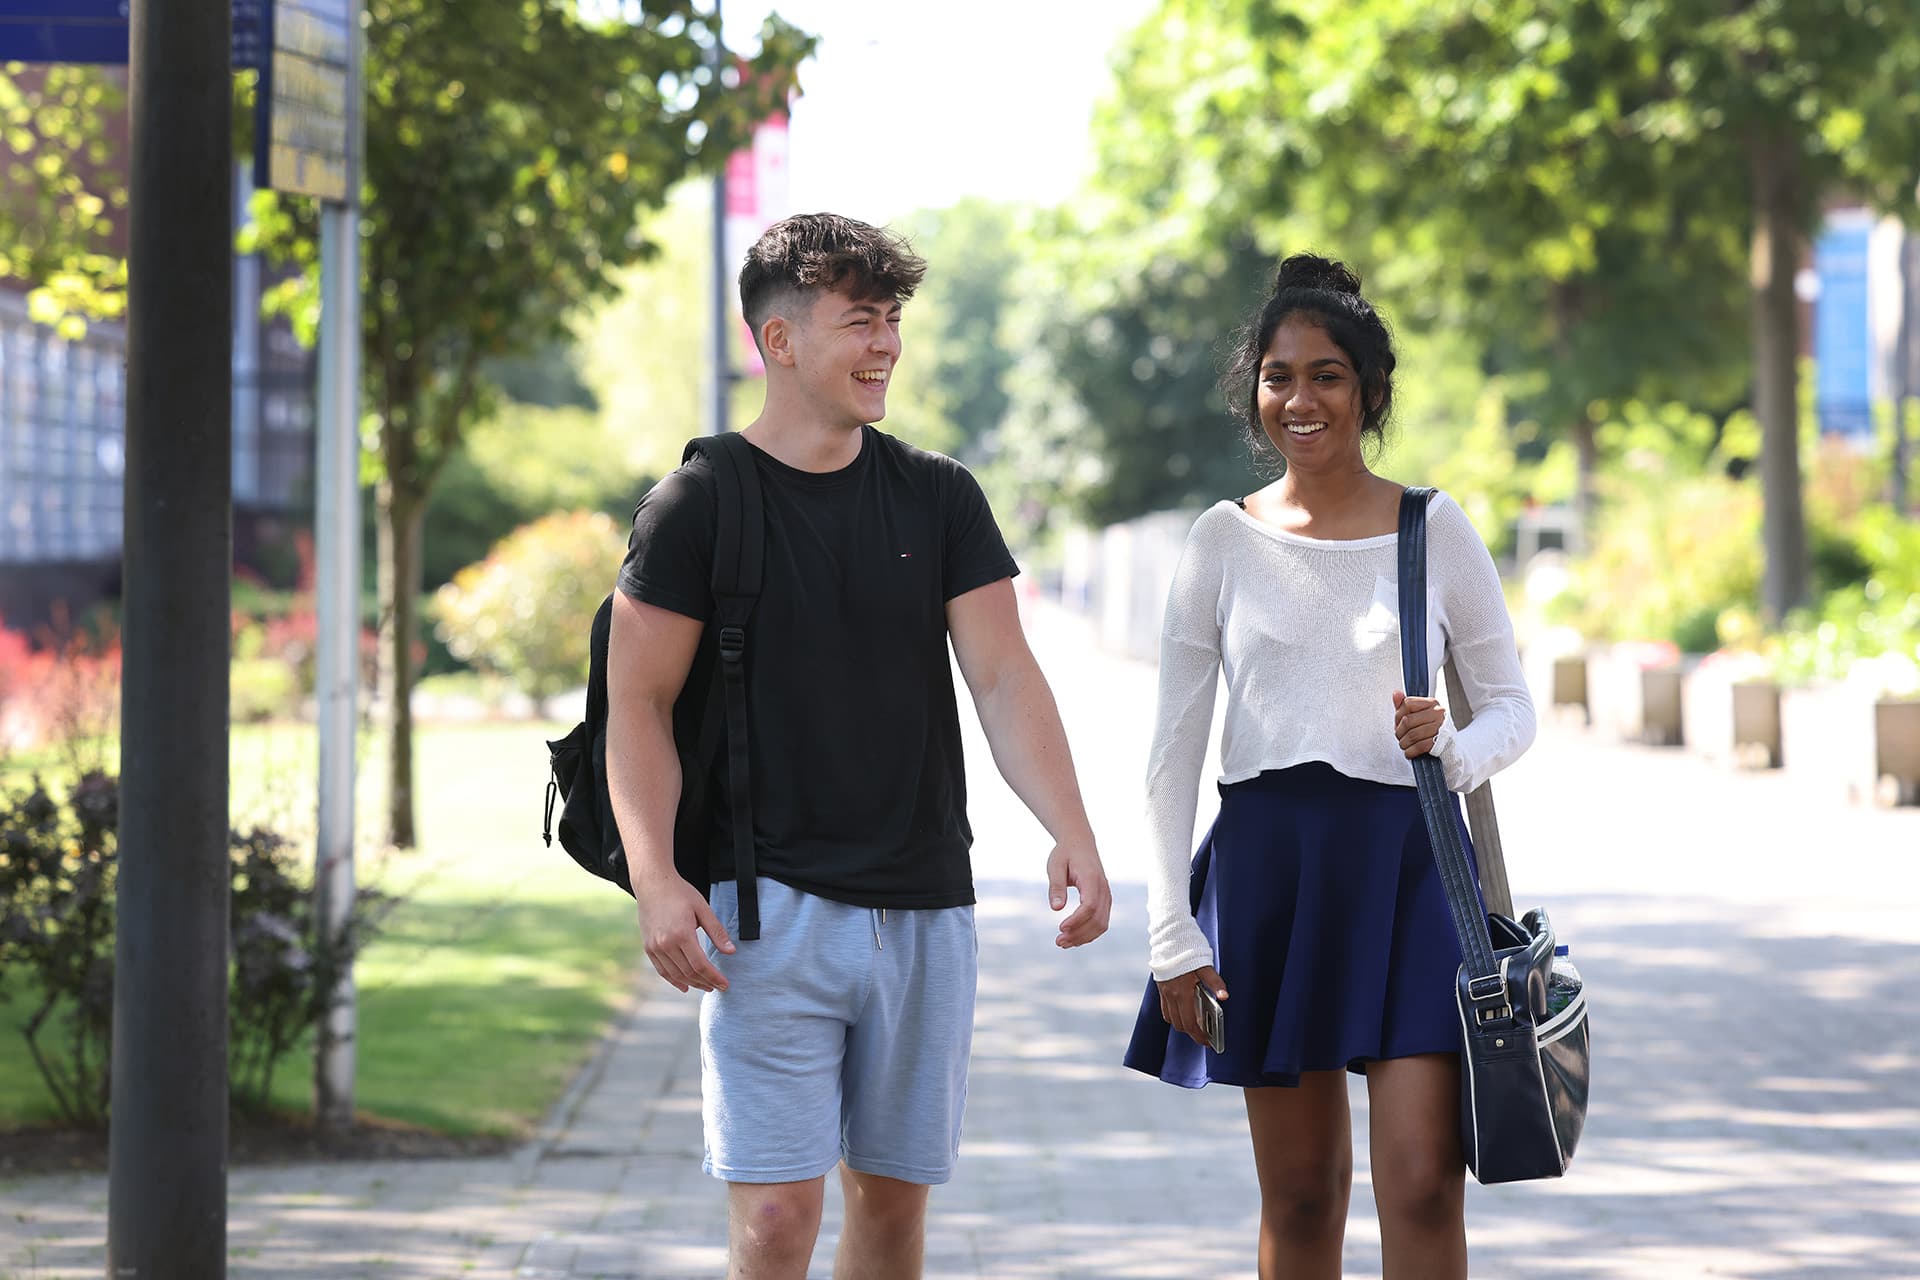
899, 552, 913, 559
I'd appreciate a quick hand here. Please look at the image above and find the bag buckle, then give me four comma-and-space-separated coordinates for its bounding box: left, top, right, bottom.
718, 625, 746, 662
1466, 974, 1505, 1002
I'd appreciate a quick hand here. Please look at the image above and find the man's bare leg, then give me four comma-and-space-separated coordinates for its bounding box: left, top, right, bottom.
832, 1164, 930, 1280
729, 1177, 826, 1280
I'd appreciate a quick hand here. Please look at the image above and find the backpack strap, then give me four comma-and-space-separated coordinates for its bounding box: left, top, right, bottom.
685, 433, 765, 940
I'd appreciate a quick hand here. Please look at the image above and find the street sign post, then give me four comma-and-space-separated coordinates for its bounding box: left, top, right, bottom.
254, 0, 353, 201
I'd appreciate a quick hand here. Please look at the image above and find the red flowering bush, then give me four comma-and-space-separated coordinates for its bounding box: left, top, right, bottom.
0, 611, 121, 758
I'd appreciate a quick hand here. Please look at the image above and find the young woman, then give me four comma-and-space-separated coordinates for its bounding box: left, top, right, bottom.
1123, 253, 1536, 1278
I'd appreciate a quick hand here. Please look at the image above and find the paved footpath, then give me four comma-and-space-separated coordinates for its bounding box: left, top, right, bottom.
4, 605, 1918, 1278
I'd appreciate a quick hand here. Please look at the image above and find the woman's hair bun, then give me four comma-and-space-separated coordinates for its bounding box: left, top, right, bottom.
1274, 252, 1362, 297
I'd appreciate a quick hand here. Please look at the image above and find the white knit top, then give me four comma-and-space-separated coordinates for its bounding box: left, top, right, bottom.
1144, 493, 1537, 980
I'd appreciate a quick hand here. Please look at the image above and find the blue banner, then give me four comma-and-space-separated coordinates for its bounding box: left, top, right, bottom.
1814, 220, 1873, 439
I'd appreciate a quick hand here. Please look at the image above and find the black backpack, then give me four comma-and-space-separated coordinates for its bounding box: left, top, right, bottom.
542, 432, 766, 939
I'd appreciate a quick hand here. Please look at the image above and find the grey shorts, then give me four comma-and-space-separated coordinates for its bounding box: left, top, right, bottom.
698, 876, 978, 1185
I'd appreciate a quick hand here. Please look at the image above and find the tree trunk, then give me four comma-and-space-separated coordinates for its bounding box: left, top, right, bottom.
1748, 129, 1810, 623
376, 478, 425, 848
1551, 284, 1595, 549
1571, 416, 1597, 552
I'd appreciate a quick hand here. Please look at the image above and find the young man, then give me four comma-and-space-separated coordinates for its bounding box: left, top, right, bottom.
605, 212, 1112, 1279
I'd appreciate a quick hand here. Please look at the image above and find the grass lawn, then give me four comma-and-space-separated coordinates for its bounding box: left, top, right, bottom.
0, 718, 641, 1138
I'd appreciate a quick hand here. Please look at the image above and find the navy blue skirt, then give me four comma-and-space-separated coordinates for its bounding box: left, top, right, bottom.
1124, 761, 1482, 1089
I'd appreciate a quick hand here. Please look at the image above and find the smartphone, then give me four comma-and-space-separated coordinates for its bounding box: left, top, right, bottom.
1195, 984, 1226, 1054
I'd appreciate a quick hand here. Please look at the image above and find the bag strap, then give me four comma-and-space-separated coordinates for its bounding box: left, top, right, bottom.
1443, 662, 1515, 919
685, 432, 765, 940
1397, 487, 1501, 992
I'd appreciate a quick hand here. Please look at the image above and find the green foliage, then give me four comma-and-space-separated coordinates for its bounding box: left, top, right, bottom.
1549, 401, 1764, 646
230, 658, 303, 724
424, 401, 649, 590
887, 200, 1028, 463
240, 0, 813, 499
982, 216, 1274, 536
432, 510, 621, 700
484, 341, 599, 411
0, 772, 386, 1125
1773, 503, 1920, 689
227, 825, 393, 1114
0, 65, 127, 334
1376, 331, 1555, 560
0, 772, 117, 1125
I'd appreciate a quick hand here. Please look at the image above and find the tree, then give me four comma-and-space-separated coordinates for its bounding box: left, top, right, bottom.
994, 221, 1273, 531
250, 0, 812, 846
1090, 1, 1750, 526
0, 64, 126, 334
1096, 0, 1920, 618
573, 180, 756, 481
887, 199, 1027, 464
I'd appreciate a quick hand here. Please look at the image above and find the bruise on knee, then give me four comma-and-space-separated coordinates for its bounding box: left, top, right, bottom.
733, 1187, 821, 1256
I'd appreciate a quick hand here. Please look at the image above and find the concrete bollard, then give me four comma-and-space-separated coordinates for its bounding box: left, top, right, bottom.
1550, 655, 1590, 724
1640, 666, 1685, 746
1873, 699, 1920, 807
1731, 680, 1783, 769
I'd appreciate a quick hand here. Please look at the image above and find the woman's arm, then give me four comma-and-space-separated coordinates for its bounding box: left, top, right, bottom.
1144, 513, 1228, 980
1428, 495, 1537, 793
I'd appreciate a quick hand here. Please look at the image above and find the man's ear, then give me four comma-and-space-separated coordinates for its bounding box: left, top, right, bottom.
761, 315, 797, 368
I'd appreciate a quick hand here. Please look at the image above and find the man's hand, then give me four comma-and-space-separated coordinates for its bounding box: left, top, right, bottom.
635, 872, 734, 993
1392, 690, 1447, 759
1156, 965, 1227, 1049
1045, 838, 1112, 948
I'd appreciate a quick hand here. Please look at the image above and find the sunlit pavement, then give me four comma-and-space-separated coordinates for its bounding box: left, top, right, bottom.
3, 602, 1917, 1278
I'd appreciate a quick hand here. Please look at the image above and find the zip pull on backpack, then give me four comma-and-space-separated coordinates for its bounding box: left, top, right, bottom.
543, 432, 767, 938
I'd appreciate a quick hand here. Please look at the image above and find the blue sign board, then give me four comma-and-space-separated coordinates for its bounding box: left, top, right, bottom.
0, 1, 130, 63
0, 0, 265, 69
1813, 221, 1873, 439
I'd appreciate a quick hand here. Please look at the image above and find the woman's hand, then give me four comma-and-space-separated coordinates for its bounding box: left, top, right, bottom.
1156, 964, 1227, 1049
1392, 690, 1447, 759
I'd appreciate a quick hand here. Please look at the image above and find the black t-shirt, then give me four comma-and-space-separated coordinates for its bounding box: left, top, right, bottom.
617, 426, 1018, 909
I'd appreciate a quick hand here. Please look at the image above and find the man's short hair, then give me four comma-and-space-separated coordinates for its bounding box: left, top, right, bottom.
739, 213, 928, 353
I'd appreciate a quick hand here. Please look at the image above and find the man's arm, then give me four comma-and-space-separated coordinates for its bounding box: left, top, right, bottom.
946, 579, 1112, 947
605, 590, 734, 992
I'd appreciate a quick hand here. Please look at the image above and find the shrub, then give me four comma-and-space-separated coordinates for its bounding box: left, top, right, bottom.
1546, 401, 1764, 649
0, 772, 118, 1124
1772, 505, 1920, 690
0, 611, 121, 760
0, 771, 393, 1126
1554, 471, 1763, 648
432, 510, 622, 702
423, 403, 646, 591
227, 825, 393, 1113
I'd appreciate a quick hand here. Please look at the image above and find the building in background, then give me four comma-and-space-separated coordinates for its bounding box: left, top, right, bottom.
0, 157, 316, 633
